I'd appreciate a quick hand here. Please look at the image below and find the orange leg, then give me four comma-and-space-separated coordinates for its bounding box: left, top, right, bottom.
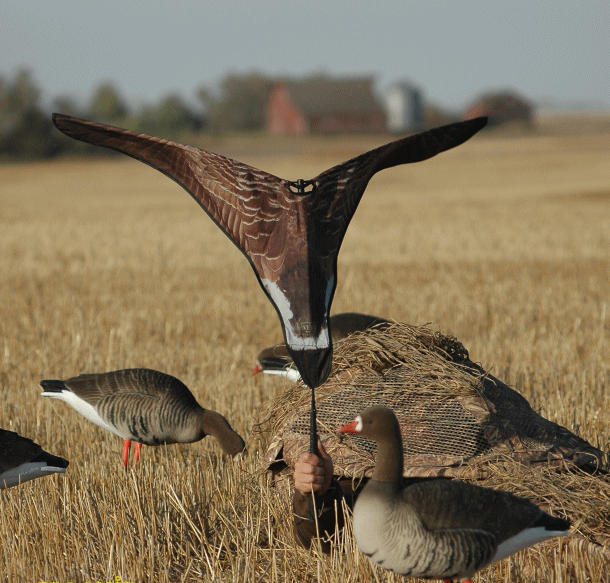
134, 442, 142, 462
122, 440, 132, 467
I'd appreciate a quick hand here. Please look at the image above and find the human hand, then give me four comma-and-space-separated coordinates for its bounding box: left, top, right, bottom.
293, 439, 334, 496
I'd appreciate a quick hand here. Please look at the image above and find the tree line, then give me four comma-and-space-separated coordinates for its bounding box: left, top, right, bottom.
0, 68, 273, 160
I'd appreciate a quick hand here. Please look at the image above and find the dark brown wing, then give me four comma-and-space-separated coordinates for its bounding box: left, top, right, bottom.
308, 117, 488, 255
402, 478, 544, 543
41, 369, 200, 409
51, 114, 290, 276
52, 115, 486, 390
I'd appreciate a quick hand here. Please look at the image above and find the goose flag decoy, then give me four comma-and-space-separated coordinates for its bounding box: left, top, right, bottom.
0, 429, 69, 489
52, 113, 486, 390
253, 312, 390, 380
40, 368, 246, 467
338, 406, 570, 583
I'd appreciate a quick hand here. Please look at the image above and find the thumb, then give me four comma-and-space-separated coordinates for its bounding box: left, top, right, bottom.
317, 438, 331, 461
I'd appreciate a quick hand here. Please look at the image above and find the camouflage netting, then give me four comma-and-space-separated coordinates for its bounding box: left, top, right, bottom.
261, 322, 603, 480
258, 321, 610, 559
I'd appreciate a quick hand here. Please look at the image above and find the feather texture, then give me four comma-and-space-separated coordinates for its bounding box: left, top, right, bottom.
339, 406, 570, 581
52, 114, 486, 388
41, 368, 245, 465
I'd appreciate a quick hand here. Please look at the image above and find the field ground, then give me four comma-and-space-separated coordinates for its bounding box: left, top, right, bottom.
1, 115, 609, 581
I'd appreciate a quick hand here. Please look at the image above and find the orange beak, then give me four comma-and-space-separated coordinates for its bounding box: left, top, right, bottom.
338, 420, 359, 434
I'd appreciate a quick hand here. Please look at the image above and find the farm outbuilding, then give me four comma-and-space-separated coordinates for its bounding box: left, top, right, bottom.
266, 76, 386, 135
464, 90, 534, 127
385, 81, 425, 133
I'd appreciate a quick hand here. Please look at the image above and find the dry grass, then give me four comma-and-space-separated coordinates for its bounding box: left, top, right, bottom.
1, 115, 610, 581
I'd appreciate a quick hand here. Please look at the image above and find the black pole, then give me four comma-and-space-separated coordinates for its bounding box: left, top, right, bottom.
288, 176, 319, 522
308, 386, 318, 521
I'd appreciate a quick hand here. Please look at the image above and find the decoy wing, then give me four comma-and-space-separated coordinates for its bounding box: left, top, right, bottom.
0, 429, 69, 489
52, 114, 486, 388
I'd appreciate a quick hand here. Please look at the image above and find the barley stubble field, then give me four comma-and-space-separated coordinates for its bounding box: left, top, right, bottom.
1, 116, 609, 582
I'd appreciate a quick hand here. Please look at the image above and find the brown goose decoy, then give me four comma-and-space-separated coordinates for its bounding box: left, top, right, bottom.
253, 312, 390, 380
40, 368, 246, 467
52, 113, 486, 390
0, 429, 69, 489
338, 406, 570, 583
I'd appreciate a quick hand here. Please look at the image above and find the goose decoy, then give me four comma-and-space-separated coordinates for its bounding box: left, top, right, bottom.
253, 312, 389, 379
338, 406, 570, 583
52, 114, 486, 390
40, 368, 246, 467
0, 429, 69, 489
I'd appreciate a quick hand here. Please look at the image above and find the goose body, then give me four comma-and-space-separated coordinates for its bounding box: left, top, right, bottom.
0, 429, 69, 489
41, 368, 245, 467
339, 407, 570, 582
52, 114, 486, 389
253, 312, 389, 379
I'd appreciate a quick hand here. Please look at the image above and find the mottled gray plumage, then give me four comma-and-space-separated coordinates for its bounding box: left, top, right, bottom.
339, 406, 570, 582
40, 368, 245, 465
51, 114, 486, 390
0, 429, 69, 489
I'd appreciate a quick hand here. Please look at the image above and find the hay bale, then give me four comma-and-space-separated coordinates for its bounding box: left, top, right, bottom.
261, 322, 603, 480
259, 321, 610, 563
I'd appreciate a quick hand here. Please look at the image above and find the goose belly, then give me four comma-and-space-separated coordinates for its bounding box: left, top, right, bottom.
353, 496, 426, 574
44, 390, 118, 436
353, 495, 465, 579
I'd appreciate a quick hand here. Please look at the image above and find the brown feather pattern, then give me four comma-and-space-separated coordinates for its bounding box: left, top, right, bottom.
341, 407, 570, 581
40, 369, 245, 456
52, 114, 487, 388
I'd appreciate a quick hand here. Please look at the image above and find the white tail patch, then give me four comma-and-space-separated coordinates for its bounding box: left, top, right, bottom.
261, 366, 302, 382
42, 390, 118, 436
1, 462, 67, 489
492, 526, 569, 564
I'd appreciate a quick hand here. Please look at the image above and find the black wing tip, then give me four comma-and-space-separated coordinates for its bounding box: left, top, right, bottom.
535, 511, 571, 532
33, 450, 70, 469
259, 356, 293, 369
39, 379, 65, 392
469, 115, 488, 131
453, 115, 488, 138
52, 112, 71, 127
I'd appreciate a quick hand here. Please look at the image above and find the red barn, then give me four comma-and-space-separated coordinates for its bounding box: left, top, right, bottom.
266, 76, 386, 135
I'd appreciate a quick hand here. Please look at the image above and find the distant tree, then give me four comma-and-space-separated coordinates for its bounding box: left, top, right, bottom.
198, 72, 272, 132
0, 69, 60, 159
88, 82, 129, 122
136, 93, 204, 136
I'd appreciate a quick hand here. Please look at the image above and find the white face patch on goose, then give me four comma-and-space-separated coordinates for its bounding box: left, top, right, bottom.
355, 415, 363, 432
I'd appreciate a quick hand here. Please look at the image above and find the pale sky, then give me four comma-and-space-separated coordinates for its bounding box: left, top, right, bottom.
2, 1, 609, 112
